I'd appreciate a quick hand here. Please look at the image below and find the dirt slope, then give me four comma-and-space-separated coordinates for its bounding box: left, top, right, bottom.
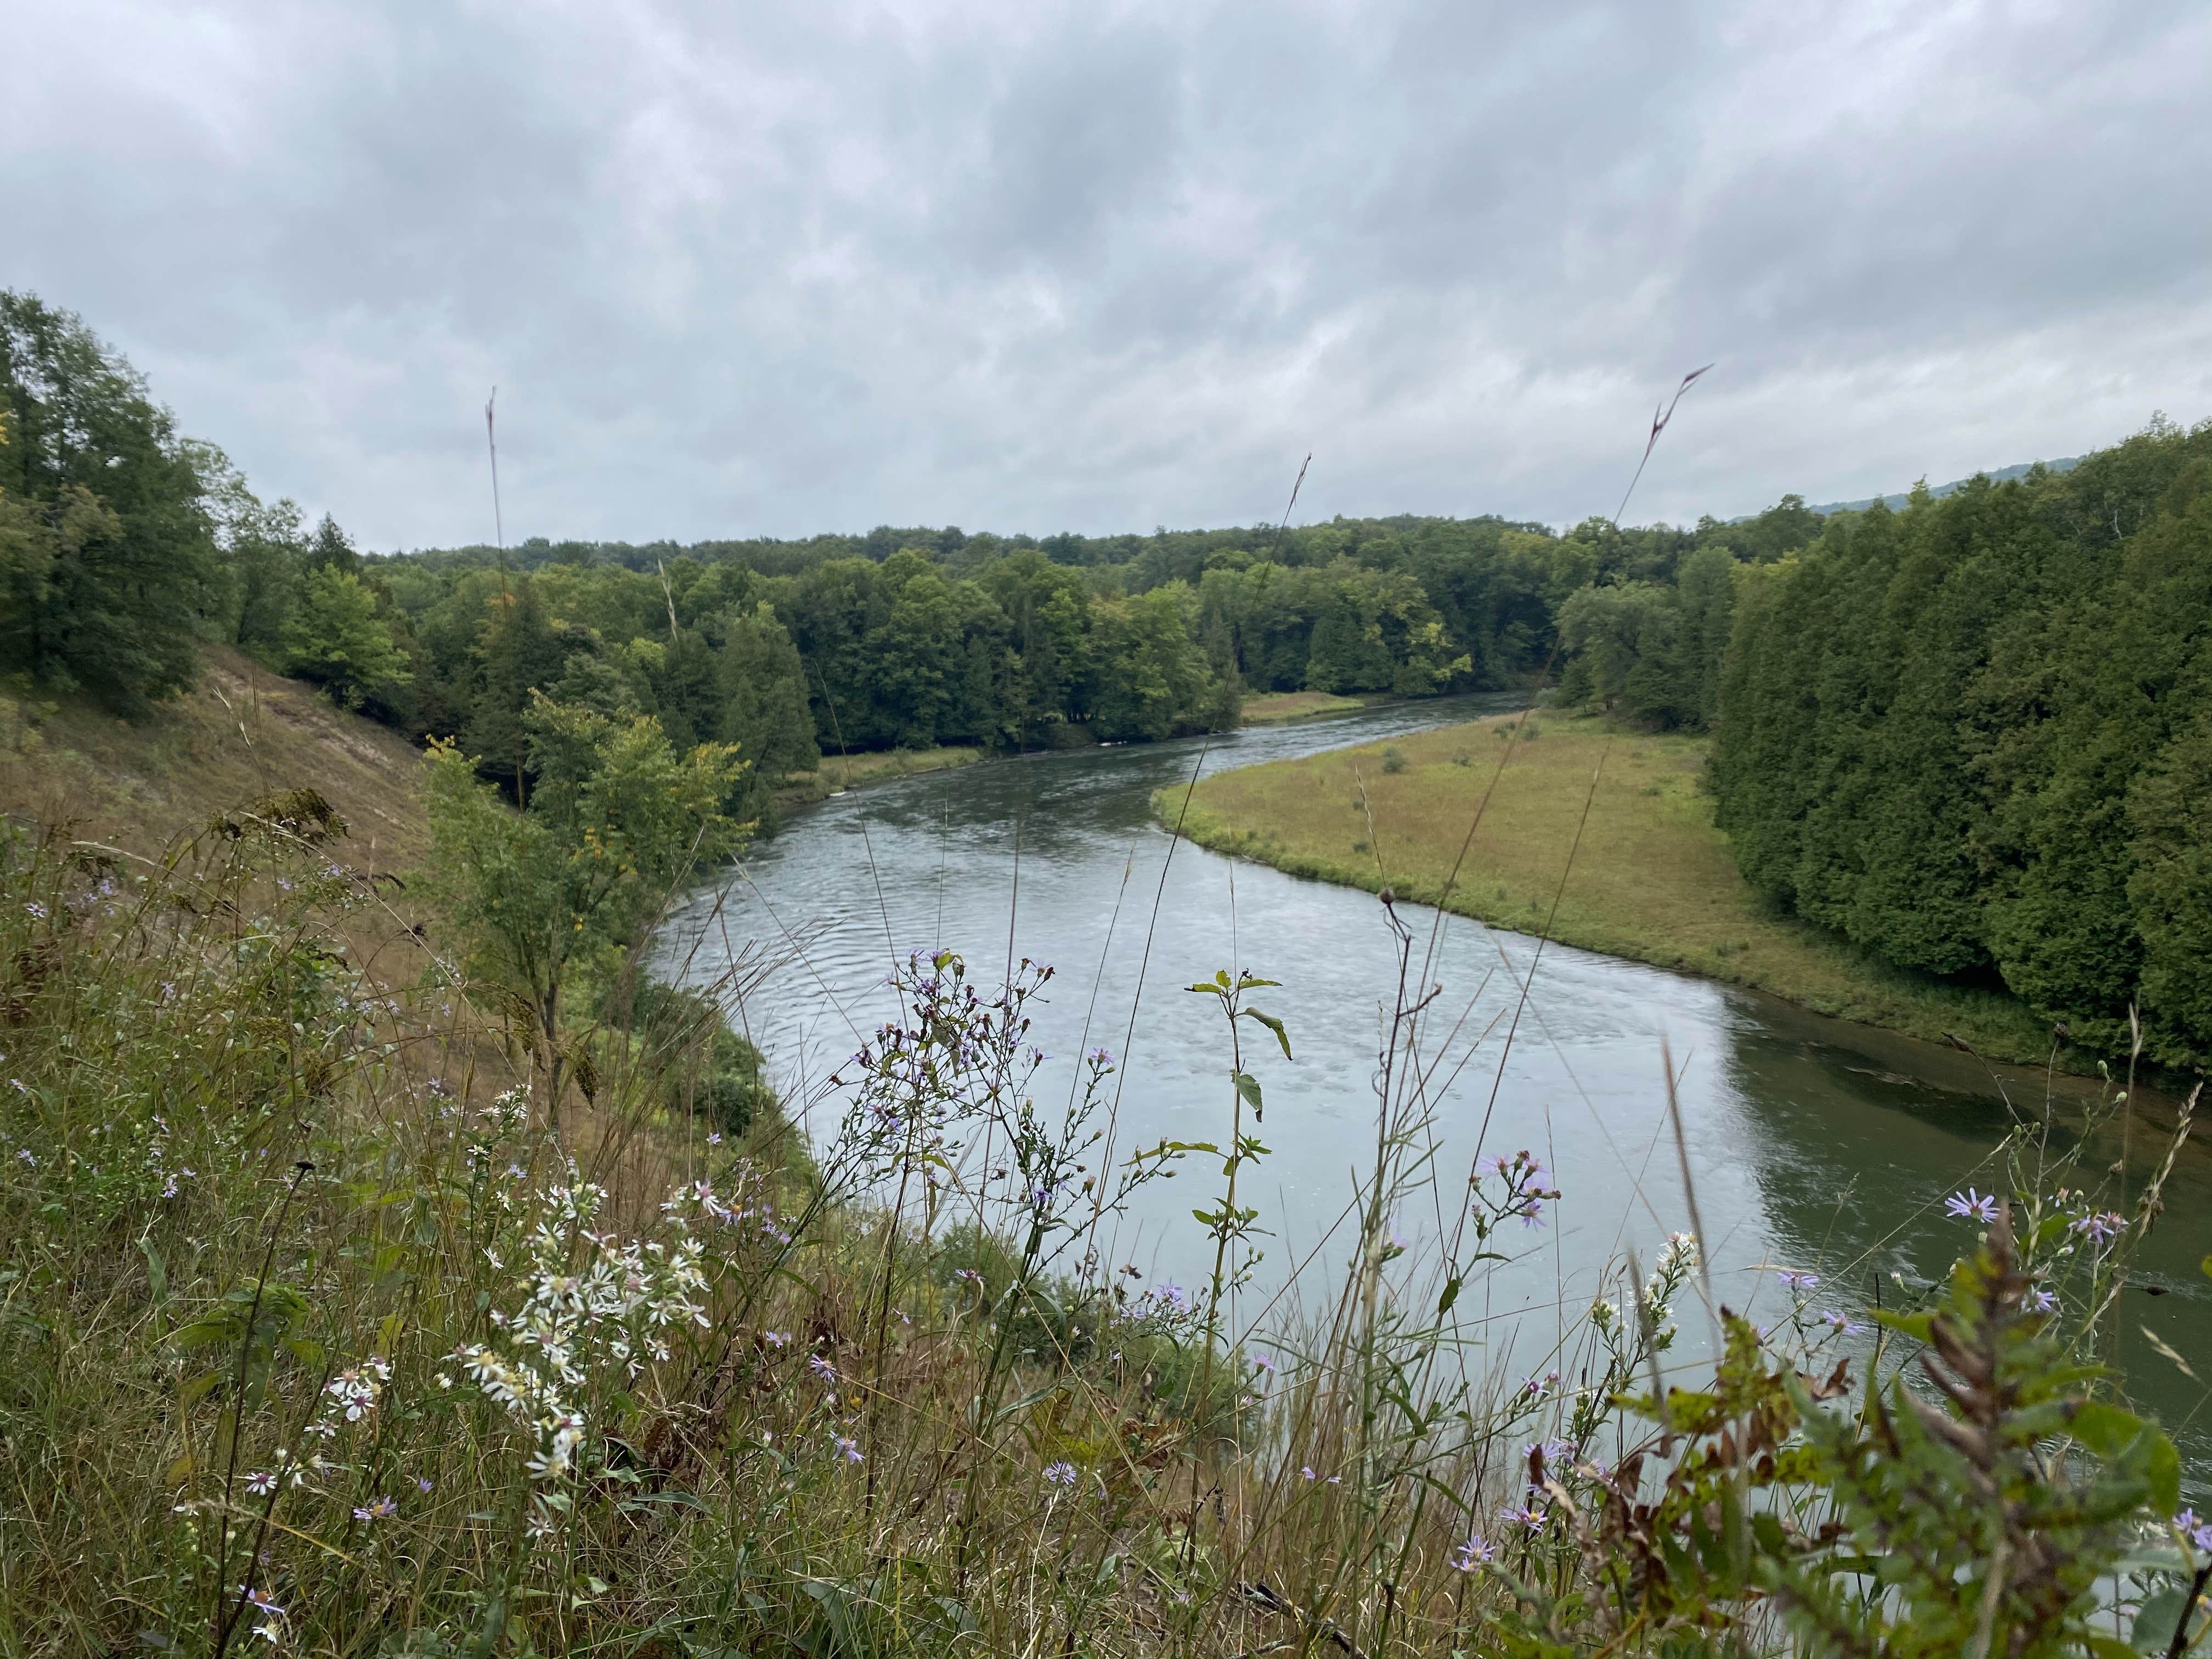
0, 646, 431, 869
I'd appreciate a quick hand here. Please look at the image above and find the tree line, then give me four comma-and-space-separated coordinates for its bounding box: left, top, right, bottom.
1707, 418, 2212, 1070
8, 289, 2204, 1066
8, 287, 1790, 813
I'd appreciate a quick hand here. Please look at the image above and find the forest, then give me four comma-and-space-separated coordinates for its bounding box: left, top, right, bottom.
7, 289, 2208, 1066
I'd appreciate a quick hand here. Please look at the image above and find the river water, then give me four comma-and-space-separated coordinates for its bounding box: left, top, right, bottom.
659, 693, 2210, 1487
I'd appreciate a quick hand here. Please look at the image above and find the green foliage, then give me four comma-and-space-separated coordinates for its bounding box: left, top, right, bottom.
283, 566, 411, 710
423, 695, 747, 1115
596, 975, 771, 1135
1712, 418, 2212, 1064
0, 291, 221, 709
1764, 1215, 2180, 1657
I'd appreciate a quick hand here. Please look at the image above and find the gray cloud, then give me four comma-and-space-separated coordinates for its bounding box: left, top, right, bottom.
7, 0, 2209, 549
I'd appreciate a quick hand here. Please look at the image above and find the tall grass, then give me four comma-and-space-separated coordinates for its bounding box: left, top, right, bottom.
0, 799, 2203, 1656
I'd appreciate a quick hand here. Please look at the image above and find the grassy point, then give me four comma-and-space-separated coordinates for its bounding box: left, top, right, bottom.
1164, 708, 2061, 1066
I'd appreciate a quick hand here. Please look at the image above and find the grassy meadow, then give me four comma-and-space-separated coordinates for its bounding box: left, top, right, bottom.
1166, 709, 2062, 1065
1237, 690, 1369, 725
775, 743, 984, 809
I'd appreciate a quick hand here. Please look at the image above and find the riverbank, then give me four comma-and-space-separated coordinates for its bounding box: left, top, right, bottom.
774, 743, 984, 809
1159, 709, 2067, 1066
1238, 690, 1370, 724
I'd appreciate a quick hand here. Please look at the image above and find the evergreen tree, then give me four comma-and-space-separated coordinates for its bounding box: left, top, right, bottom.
465, 578, 570, 803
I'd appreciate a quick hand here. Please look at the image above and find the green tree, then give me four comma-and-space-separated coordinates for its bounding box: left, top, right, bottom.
717, 604, 818, 800
302, 512, 360, 576
284, 566, 411, 709
424, 695, 747, 1123
464, 578, 569, 803
216, 488, 309, 658
0, 291, 219, 708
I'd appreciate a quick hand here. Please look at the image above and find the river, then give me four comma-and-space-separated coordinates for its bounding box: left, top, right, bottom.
658, 693, 2210, 1488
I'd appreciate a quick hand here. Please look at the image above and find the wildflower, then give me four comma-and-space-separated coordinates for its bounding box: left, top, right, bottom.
707, 1132, 722, 1145
1525, 1436, 1571, 1469
1451, 1533, 1496, 1570
2179, 1508, 2212, 1553
416, 1477, 433, 1493
1250, 1353, 1277, 1374
24, 902, 45, 919
2028, 1286, 2058, 1315
1043, 1460, 1078, 1487
763, 1329, 791, 1347
1500, 1502, 1547, 1531
1775, 1269, 1819, 1293
244, 1471, 278, 1498
833, 1435, 864, 1464
2070, 1210, 2125, 1244
809, 1353, 837, 1384
1301, 1466, 1316, 1481
242, 1588, 283, 1617
1819, 1310, 1867, 1335
16, 1147, 32, 1164
1944, 1188, 2000, 1223
352, 1496, 397, 1522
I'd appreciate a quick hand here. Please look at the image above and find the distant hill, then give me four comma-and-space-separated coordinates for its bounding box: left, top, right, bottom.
1804, 456, 2081, 517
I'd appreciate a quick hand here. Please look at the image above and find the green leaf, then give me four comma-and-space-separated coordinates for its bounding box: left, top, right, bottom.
1233, 1071, 1263, 1119
1240, 1006, 1293, 1060
1437, 1277, 1462, 1314
2131, 1591, 2188, 1655
2069, 1400, 2148, 1458
139, 1237, 167, 1306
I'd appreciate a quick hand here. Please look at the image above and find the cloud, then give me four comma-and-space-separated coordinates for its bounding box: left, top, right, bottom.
6, 0, 2208, 548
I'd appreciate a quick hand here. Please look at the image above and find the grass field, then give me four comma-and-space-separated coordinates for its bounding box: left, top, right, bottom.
1165, 708, 2062, 1064
777, 743, 984, 808
1238, 689, 1369, 724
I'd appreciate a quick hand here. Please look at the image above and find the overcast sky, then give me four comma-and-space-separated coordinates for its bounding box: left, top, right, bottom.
9, 1, 2209, 550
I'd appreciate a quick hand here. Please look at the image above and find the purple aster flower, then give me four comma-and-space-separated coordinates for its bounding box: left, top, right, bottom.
1776, 1269, 1819, 1293
2179, 1508, 2212, 1553
1819, 1310, 1867, 1335
2070, 1210, 2126, 1245
1043, 1460, 1077, 1487
1945, 1188, 2000, 1223
833, 1435, 863, 1464
1452, 1533, 1496, 1570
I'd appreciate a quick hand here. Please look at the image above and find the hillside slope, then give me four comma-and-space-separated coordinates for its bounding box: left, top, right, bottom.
0, 645, 431, 866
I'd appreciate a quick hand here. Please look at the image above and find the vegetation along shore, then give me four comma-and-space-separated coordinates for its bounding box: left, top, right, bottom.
1162, 710, 2062, 1065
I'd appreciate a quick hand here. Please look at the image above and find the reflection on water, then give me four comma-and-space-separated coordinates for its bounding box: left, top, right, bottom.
657, 696, 2211, 1491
